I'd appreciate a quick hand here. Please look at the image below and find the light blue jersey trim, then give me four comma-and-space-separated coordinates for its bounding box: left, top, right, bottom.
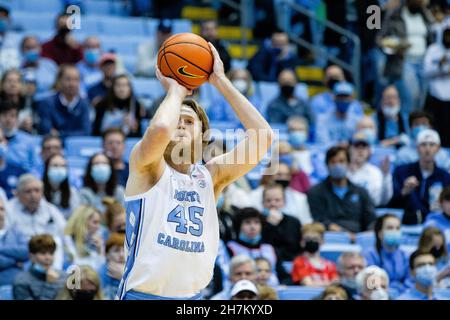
122, 290, 203, 300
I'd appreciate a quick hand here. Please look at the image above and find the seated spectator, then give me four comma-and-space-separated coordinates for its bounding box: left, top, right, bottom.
20, 35, 58, 94
0, 197, 28, 286
363, 214, 409, 296
390, 129, 450, 224
135, 19, 173, 78
19, 70, 39, 134
215, 192, 237, 244
347, 131, 393, 206
0, 127, 26, 198
336, 252, 366, 300
102, 197, 126, 239
99, 232, 125, 300
227, 208, 287, 284
230, 279, 259, 300
93, 74, 144, 137
319, 284, 349, 300
266, 69, 311, 124
261, 183, 301, 262
200, 20, 231, 73
307, 146, 376, 237
43, 154, 80, 219
255, 257, 278, 288
0, 101, 37, 171
425, 186, 450, 233
376, 85, 409, 148
64, 205, 105, 271
102, 128, 129, 187
396, 111, 450, 169
315, 82, 363, 144
256, 283, 279, 300
397, 250, 439, 300
79, 153, 124, 213
41, 13, 83, 66
13, 234, 65, 300
37, 64, 91, 137
34, 133, 63, 178
88, 53, 117, 106
354, 116, 378, 146
0, 4, 21, 74
211, 254, 256, 300
57, 265, 104, 300
310, 65, 363, 118
77, 36, 103, 92
291, 222, 338, 287
248, 30, 297, 82
0, 69, 30, 129
355, 266, 390, 300
249, 161, 312, 225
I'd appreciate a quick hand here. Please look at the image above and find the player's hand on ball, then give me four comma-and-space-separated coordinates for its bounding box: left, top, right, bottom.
207, 42, 226, 86
156, 66, 192, 97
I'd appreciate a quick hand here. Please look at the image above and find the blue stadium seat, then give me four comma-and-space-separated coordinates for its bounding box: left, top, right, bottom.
64, 136, 102, 158
399, 245, 418, 258
370, 146, 397, 168
78, 16, 102, 34
401, 225, 424, 236
0, 0, 21, 11
67, 156, 89, 190
294, 83, 309, 102
120, 54, 137, 74
277, 286, 324, 300
21, 0, 62, 13
172, 19, 193, 34
11, 12, 55, 32
375, 208, 404, 220
144, 19, 160, 37
84, 0, 111, 15
0, 285, 13, 300
355, 231, 375, 248
255, 82, 279, 117
320, 243, 361, 263
99, 17, 147, 37
133, 78, 165, 100
125, 138, 139, 160
99, 36, 143, 56
435, 288, 450, 300
324, 231, 352, 244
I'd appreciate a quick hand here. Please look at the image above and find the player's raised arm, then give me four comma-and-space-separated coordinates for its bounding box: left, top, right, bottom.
130, 68, 191, 174
205, 43, 274, 194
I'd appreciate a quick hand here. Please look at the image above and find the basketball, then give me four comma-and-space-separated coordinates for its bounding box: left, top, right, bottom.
157, 33, 214, 90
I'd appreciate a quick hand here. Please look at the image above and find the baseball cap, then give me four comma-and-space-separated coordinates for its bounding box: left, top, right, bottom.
230, 280, 258, 297
99, 53, 116, 66
416, 129, 441, 145
158, 19, 173, 33
333, 81, 354, 96
351, 131, 370, 146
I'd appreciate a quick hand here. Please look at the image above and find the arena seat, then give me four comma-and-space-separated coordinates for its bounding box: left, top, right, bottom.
255, 82, 279, 117
324, 231, 352, 244
355, 231, 375, 248
119, 54, 137, 74
99, 36, 143, 56
0, 285, 13, 300
20, 0, 62, 13
84, 0, 112, 15
277, 286, 324, 300
132, 78, 165, 100
64, 136, 102, 158
172, 19, 193, 34
320, 243, 361, 263
435, 288, 450, 300
125, 138, 140, 159
99, 16, 147, 37
375, 208, 404, 220
11, 11, 55, 32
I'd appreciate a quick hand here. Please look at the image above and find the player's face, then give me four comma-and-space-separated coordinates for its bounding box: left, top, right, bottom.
231, 263, 256, 283
172, 106, 202, 146
241, 218, 261, 239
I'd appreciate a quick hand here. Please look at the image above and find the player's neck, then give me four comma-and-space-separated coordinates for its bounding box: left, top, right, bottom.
166, 158, 192, 175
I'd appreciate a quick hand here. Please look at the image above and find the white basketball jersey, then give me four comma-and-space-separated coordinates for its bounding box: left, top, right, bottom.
117, 163, 219, 299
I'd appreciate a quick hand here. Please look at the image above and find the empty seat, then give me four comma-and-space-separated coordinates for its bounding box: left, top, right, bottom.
84, 0, 111, 15
324, 231, 352, 244
12, 12, 55, 32
64, 136, 102, 158
277, 286, 324, 300
21, 0, 62, 13
120, 54, 137, 74
0, 285, 13, 300
99, 17, 147, 37
133, 78, 165, 100
320, 243, 361, 263
78, 16, 102, 34
172, 19, 193, 34
100, 36, 143, 56
375, 208, 404, 220
355, 231, 375, 248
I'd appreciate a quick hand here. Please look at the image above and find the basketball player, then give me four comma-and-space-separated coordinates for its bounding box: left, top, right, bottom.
116, 43, 273, 300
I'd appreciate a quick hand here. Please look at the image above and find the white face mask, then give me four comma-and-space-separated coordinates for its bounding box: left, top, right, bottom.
382, 105, 400, 119
370, 288, 389, 300
232, 79, 248, 95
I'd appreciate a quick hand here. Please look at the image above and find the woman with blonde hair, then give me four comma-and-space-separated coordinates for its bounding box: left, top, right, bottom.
319, 284, 349, 300
57, 265, 104, 300
64, 205, 106, 271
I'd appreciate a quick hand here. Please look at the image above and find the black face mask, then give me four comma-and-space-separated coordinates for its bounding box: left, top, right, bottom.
274, 179, 290, 188
70, 289, 97, 301
57, 27, 71, 39
280, 85, 295, 98
430, 246, 444, 258
407, 5, 422, 15
326, 79, 340, 91
303, 240, 320, 253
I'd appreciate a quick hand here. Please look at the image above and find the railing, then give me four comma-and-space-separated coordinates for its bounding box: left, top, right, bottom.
278, 0, 361, 98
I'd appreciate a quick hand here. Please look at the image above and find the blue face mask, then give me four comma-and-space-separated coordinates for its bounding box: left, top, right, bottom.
411, 125, 428, 141
91, 164, 111, 184
415, 264, 437, 287
383, 230, 402, 247
335, 100, 351, 113
288, 131, 307, 148
239, 232, 261, 245
32, 262, 47, 275
24, 49, 40, 63
328, 163, 348, 179
47, 167, 68, 185
84, 49, 100, 65
216, 194, 224, 209
0, 144, 7, 159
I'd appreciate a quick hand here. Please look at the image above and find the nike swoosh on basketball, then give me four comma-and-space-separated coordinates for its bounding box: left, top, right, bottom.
177, 66, 204, 79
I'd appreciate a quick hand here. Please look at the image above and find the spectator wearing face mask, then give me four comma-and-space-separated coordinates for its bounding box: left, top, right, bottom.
348, 131, 393, 207
425, 186, 450, 234
43, 154, 80, 220
77, 36, 103, 93
200, 20, 231, 73
396, 111, 450, 169
336, 252, 366, 300
57, 265, 104, 300
266, 69, 312, 124
13, 234, 65, 300
390, 129, 450, 225
20, 35, 58, 94
79, 153, 124, 213
41, 13, 83, 66
307, 146, 376, 239
291, 222, 338, 287
363, 214, 410, 297
247, 30, 297, 82
315, 82, 363, 145
99, 232, 125, 300
397, 250, 439, 300
424, 24, 450, 148
287, 116, 315, 182
376, 85, 409, 148
261, 183, 301, 262
355, 266, 390, 300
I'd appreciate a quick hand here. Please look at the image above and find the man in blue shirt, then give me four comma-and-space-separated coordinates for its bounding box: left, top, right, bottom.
397, 250, 438, 300
102, 128, 129, 187
87, 53, 117, 106
0, 102, 37, 172
390, 129, 450, 225
37, 64, 91, 137
315, 82, 363, 144
76, 36, 103, 95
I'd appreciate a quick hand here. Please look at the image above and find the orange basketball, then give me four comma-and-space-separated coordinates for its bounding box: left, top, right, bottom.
157, 33, 213, 90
